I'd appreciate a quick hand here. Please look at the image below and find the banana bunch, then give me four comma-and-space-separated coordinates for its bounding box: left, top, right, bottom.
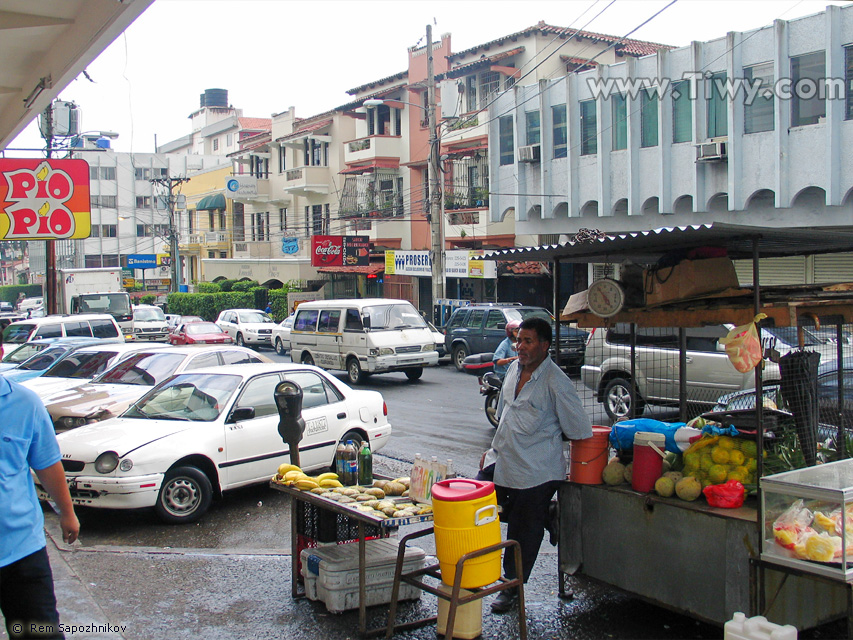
270, 463, 343, 490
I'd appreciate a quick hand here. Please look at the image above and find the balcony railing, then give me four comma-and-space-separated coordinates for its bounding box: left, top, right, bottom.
444, 186, 489, 210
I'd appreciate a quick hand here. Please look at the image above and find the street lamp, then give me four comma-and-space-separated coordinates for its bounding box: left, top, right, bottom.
364, 91, 445, 311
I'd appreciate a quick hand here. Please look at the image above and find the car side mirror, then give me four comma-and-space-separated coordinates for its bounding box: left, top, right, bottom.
362, 316, 371, 329
227, 406, 255, 423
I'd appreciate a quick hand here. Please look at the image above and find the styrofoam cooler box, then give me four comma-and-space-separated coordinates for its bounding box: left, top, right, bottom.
300, 538, 427, 613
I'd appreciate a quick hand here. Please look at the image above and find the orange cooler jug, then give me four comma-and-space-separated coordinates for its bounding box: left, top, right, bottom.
431, 478, 501, 589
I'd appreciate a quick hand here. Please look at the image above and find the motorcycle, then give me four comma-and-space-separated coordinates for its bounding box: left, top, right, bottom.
461, 352, 502, 428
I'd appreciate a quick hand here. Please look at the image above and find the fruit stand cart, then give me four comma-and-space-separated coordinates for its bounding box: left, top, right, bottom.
487, 223, 853, 631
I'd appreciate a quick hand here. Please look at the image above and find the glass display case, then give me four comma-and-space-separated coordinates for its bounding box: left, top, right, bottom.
761, 458, 853, 581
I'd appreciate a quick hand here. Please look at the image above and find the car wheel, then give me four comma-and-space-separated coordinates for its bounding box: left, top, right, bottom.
347, 357, 365, 385
404, 367, 423, 382
235, 333, 245, 347
485, 392, 500, 428
603, 377, 644, 422
302, 352, 315, 366
275, 338, 286, 356
154, 466, 213, 524
452, 344, 469, 372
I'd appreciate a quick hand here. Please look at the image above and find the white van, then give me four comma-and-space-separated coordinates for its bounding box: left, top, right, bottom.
130, 304, 169, 342
289, 298, 439, 384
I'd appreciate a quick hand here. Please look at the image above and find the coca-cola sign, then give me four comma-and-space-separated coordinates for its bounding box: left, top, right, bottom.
311, 235, 369, 267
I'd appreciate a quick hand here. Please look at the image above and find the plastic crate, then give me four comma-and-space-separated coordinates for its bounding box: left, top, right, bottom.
300, 538, 426, 613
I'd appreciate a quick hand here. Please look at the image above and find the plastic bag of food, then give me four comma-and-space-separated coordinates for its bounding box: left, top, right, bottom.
772, 499, 814, 550
703, 479, 747, 508
718, 313, 767, 373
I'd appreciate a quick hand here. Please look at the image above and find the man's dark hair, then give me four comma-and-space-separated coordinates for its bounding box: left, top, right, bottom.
519, 317, 551, 346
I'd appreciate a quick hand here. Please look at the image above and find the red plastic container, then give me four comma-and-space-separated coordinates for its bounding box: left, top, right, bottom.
631, 431, 666, 493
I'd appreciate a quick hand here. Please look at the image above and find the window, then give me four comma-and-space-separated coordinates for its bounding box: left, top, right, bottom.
744, 63, 774, 134
465, 309, 485, 328
311, 204, 324, 235
282, 371, 343, 409
485, 310, 505, 329
466, 75, 478, 112
221, 350, 262, 365
318, 310, 341, 333
134, 168, 151, 181
155, 168, 168, 177
279, 207, 287, 232
706, 72, 728, 138
612, 94, 627, 150
84, 255, 101, 268
640, 90, 658, 147
846, 47, 853, 120
91, 319, 119, 339
580, 100, 597, 155
278, 144, 286, 172
90, 226, 100, 238
185, 351, 221, 370
213, 138, 219, 151
791, 51, 826, 127
136, 224, 146, 237
209, 211, 215, 230
235, 374, 282, 418
101, 224, 117, 238
480, 71, 501, 108
91, 195, 116, 209
525, 111, 541, 145
552, 105, 567, 158
446, 310, 467, 330
499, 116, 514, 166
136, 196, 151, 208
64, 321, 91, 338
294, 309, 319, 331
672, 80, 692, 143
89, 166, 115, 181
102, 254, 119, 267
344, 309, 363, 331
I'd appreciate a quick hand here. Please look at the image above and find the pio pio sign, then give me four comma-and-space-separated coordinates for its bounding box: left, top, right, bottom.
0, 159, 91, 240
311, 235, 369, 267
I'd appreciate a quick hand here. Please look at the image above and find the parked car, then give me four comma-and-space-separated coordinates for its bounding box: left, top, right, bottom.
170, 321, 232, 345
43, 345, 270, 432
17, 296, 43, 312
2, 313, 124, 344
580, 323, 847, 422
272, 315, 294, 355
428, 321, 447, 359
1, 338, 112, 384
22, 342, 166, 399
712, 356, 853, 441
443, 303, 587, 371
0, 337, 85, 372
130, 304, 170, 342
41, 363, 392, 523
216, 309, 275, 348
0, 301, 12, 312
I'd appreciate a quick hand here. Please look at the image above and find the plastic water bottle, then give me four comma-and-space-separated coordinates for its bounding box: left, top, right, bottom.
358, 442, 373, 485
445, 459, 456, 479
344, 440, 357, 485
335, 442, 346, 478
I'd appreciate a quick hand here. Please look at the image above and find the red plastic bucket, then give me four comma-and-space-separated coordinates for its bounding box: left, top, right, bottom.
570, 426, 611, 484
631, 431, 666, 493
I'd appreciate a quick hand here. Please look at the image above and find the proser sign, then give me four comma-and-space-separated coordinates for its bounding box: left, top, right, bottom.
0, 159, 91, 239
310, 235, 369, 267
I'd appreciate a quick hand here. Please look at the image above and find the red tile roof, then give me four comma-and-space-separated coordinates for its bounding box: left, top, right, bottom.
347, 70, 409, 96
278, 118, 333, 142
340, 159, 400, 174
238, 117, 272, 131
443, 47, 525, 80
317, 264, 385, 275
499, 261, 551, 275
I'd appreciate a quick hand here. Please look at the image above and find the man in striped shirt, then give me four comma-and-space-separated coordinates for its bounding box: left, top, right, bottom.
480, 317, 592, 613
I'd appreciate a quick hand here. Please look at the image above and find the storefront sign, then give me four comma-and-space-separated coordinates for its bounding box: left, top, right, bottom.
127, 254, 158, 269
384, 250, 432, 276
387, 250, 497, 279
0, 159, 90, 240
281, 237, 299, 254
225, 175, 257, 197
311, 235, 369, 267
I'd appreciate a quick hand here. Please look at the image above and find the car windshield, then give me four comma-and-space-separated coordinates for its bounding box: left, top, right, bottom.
78, 293, 131, 316
238, 312, 273, 324
17, 345, 72, 371
2, 341, 48, 363
43, 350, 119, 379
364, 303, 427, 330
94, 352, 187, 386
505, 308, 554, 323
185, 322, 222, 335
134, 307, 166, 322
125, 373, 241, 422
2, 323, 36, 343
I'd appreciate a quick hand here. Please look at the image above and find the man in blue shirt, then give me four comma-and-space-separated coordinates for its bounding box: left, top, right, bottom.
1, 333, 79, 639
491, 320, 519, 379
480, 317, 592, 613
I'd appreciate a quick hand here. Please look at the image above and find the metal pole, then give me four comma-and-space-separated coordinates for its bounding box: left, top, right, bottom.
427, 24, 444, 307
43, 102, 58, 314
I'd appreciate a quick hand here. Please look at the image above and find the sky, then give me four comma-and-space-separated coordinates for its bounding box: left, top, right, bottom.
8, 0, 851, 155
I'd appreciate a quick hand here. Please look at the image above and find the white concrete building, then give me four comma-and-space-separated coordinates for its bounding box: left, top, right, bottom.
489, 4, 853, 285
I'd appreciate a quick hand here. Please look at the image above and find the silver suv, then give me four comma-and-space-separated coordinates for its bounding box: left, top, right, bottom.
581, 323, 849, 421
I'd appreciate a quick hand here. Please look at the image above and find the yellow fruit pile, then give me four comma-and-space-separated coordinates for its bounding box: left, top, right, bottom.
270, 463, 343, 490
681, 435, 759, 489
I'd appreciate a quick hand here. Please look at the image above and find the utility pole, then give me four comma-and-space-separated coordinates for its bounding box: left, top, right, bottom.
42, 101, 58, 314
150, 176, 189, 293
426, 24, 445, 312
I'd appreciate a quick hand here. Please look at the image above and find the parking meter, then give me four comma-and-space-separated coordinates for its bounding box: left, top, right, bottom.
274, 380, 305, 468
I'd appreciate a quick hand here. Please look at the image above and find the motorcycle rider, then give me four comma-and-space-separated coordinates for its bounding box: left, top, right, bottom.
492, 320, 520, 379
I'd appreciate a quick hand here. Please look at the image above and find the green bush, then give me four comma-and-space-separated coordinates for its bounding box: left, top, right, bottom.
219, 279, 236, 292
197, 282, 220, 294
166, 291, 253, 321
232, 279, 259, 292
0, 284, 42, 307
140, 294, 157, 305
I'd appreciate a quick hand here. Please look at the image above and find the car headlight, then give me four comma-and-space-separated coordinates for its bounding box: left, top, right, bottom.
134, 327, 143, 333
369, 348, 379, 356
56, 416, 90, 430
119, 458, 133, 472
422, 344, 435, 352
95, 451, 120, 474
379, 348, 394, 356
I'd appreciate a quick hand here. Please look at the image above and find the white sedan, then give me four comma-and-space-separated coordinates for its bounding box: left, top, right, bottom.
43, 345, 268, 432
40, 363, 391, 523
272, 315, 294, 356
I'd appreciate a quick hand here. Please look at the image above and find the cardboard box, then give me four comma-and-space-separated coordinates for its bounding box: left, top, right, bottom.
644, 257, 738, 306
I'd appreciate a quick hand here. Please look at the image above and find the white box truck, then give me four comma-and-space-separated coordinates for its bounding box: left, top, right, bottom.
58, 267, 133, 336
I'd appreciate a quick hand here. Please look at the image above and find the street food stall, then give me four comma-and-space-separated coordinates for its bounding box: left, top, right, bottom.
487, 223, 853, 632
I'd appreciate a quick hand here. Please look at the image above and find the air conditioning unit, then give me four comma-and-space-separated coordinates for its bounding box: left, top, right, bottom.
695, 140, 728, 162
518, 144, 541, 163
